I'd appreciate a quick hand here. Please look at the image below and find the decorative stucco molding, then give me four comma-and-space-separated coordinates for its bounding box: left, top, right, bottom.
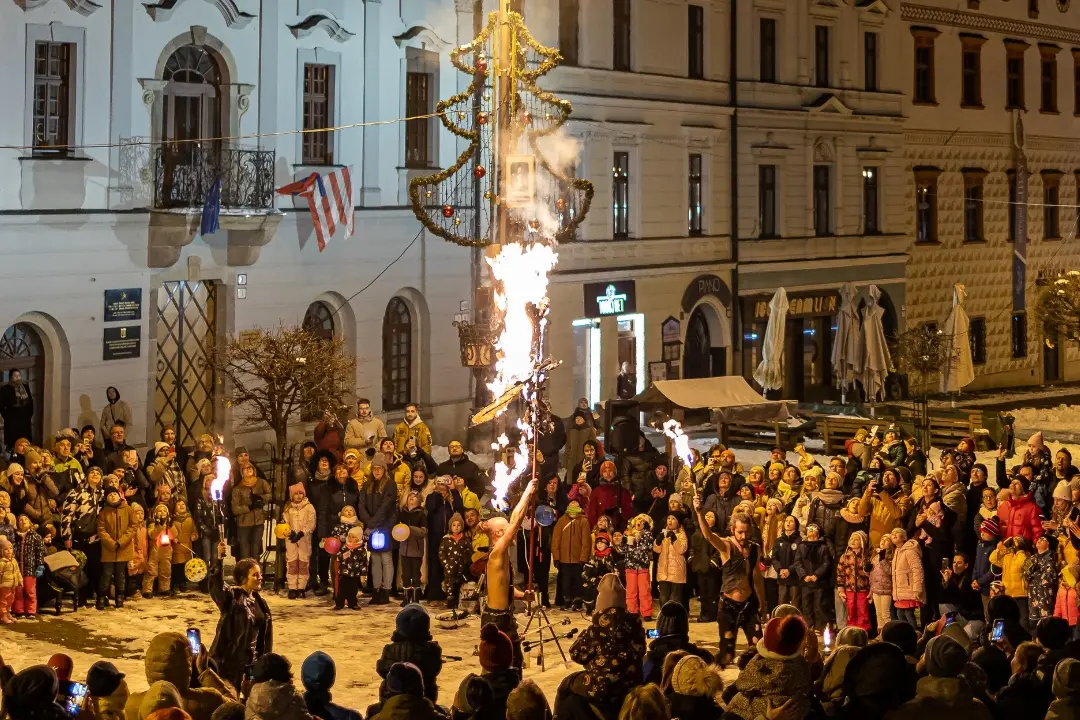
12, 0, 102, 15
901, 3, 1080, 46
807, 94, 854, 115
288, 12, 355, 42
393, 25, 451, 51
143, 0, 255, 29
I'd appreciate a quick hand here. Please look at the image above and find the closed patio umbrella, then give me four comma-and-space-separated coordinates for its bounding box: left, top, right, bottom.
753, 287, 788, 395
831, 281, 861, 403
941, 283, 975, 393
860, 284, 892, 403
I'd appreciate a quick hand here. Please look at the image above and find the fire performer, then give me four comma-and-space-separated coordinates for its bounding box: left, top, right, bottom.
483, 476, 538, 668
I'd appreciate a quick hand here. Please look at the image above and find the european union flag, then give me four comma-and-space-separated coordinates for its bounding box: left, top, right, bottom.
200, 179, 222, 236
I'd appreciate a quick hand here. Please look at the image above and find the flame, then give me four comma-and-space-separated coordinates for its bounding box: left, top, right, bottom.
662, 420, 694, 469
210, 456, 230, 502
159, 533, 171, 546
823, 626, 832, 649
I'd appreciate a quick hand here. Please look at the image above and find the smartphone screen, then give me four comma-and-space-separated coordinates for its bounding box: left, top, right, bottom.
647, 628, 659, 639
944, 612, 958, 627
187, 627, 201, 655
65, 682, 87, 716
991, 619, 1006, 642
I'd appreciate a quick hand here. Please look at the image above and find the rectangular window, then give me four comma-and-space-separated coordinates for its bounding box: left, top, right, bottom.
613, 151, 630, 238
760, 18, 777, 83
32, 41, 75, 155
1042, 46, 1060, 112
961, 37, 984, 107
688, 5, 704, 79
915, 169, 940, 243
970, 317, 987, 365
559, 0, 579, 66
1044, 172, 1061, 239
688, 154, 703, 235
815, 25, 830, 88
613, 0, 631, 72
1012, 312, 1028, 358
1008, 172, 1018, 241
1006, 41, 1027, 110
862, 167, 880, 235
405, 72, 431, 168
759, 165, 777, 238
302, 63, 334, 165
864, 32, 878, 91
963, 170, 985, 242
912, 28, 939, 105
813, 164, 831, 236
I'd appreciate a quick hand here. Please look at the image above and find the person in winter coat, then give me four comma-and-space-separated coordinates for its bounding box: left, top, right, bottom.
690, 510, 720, 622
1048, 657, 1080, 720
61, 465, 104, 577
994, 641, 1053, 720
772, 515, 802, 612
973, 517, 999, 617
168, 499, 196, 594
393, 404, 433, 455
726, 614, 814, 720
580, 533, 619, 612
891, 528, 925, 628
1028, 534, 1059, 622
858, 469, 912, 549
208, 543, 273, 695
283, 483, 316, 599
358, 458, 398, 605
564, 410, 597, 479
795, 524, 832, 631
870, 533, 895, 631
300, 651, 363, 720
885, 634, 992, 720
586, 461, 634, 531
439, 513, 471, 610
400, 439, 437, 482
998, 475, 1044, 543
551, 499, 591, 611
11, 515, 43, 618
436, 441, 484, 497
99, 387, 132, 451
654, 515, 687, 608
836, 530, 871, 630
318, 462, 358, 594
245, 675, 313, 720
96, 487, 134, 609
123, 632, 231, 720
330, 507, 366, 610
303, 451, 335, 595
424, 478, 462, 603
1056, 564, 1080, 628
143, 504, 174, 597
375, 604, 444, 704
634, 463, 676, 529
809, 471, 848, 557
397, 492, 428, 606
0, 537, 22, 623
642, 601, 714, 684
127, 503, 147, 599
231, 464, 271, 562
344, 399, 385, 457
991, 536, 1032, 628
368, 663, 443, 720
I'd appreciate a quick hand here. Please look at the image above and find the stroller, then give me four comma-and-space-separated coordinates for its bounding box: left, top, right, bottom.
40, 551, 90, 615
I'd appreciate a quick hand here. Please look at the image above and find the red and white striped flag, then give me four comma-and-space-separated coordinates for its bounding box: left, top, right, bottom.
276, 166, 354, 251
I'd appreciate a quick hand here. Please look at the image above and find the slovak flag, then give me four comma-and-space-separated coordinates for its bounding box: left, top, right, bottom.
276, 166, 354, 251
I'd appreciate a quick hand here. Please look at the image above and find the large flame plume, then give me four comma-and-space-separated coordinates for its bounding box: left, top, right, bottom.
210, 456, 231, 501
663, 420, 694, 469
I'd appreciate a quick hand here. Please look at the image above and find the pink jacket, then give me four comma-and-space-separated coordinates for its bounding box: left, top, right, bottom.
653, 529, 688, 584
891, 539, 925, 604
1056, 583, 1079, 626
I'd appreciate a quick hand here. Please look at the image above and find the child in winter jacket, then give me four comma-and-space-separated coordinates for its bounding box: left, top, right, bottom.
727, 615, 813, 720
397, 491, 428, 606
835, 530, 871, 630
772, 516, 802, 612
127, 503, 147, 599
1029, 534, 1059, 622
331, 505, 366, 609
1056, 564, 1080, 627
795, 523, 832, 631
283, 482, 317, 598
169, 499, 197, 593
143, 503, 174, 597
990, 536, 1032, 625
623, 514, 654, 619
552, 499, 591, 611
13, 515, 44, 618
869, 534, 894, 631
439, 512, 471, 610
0, 537, 21, 623
654, 515, 688, 609
581, 533, 619, 612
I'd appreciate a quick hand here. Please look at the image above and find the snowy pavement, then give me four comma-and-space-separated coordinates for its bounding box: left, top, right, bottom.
0, 591, 731, 709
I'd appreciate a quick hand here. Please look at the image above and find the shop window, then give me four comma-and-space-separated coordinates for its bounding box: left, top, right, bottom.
962, 169, 986, 242
915, 167, 941, 243
688, 153, 703, 235
1044, 170, 1062, 239
688, 5, 704, 79
960, 34, 985, 108
912, 27, 939, 105
759, 164, 777, 238
1041, 44, 1060, 113
969, 317, 986, 365
862, 167, 880, 235
613, 151, 630, 237
760, 18, 777, 83
813, 164, 831, 236
815, 25, 830, 88
1006, 40, 1028, 110
864, 32, 878, 92
1012, 312, 1027, 358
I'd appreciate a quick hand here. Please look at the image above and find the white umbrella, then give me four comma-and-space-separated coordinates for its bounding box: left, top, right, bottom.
831, 281, 861, 403
860, 284, 892, 403
941, 283, 975, 393
753, 287, 788, 395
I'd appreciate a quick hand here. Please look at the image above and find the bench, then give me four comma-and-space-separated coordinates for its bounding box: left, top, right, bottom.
819, 415, 875, 456
817, 408, 983, 456
720, 420, 806, 450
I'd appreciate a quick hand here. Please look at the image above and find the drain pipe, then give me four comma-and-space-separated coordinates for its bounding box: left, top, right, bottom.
728, 0, 740, 364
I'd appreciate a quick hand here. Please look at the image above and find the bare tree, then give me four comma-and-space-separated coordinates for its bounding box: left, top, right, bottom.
213, 325, 356, 500
893, 325, 954, 450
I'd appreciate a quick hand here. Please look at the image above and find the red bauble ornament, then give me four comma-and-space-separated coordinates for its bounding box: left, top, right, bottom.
477, 112, 489, 125
555, 198, 567, 211
476, 59, 488, 73
474, 166, 486, 179
442, 205, 454, 218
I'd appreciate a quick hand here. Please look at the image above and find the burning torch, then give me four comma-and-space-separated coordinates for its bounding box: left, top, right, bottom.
211, 455, 231, 551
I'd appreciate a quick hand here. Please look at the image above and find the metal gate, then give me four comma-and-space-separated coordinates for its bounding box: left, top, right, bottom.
155, 281, 217, 446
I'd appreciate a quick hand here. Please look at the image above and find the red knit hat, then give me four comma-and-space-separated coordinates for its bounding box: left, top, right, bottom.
600, 460, 617, 475
758, 615, 808, 659
980, 516, 1001, 538
479, 623, 514, 671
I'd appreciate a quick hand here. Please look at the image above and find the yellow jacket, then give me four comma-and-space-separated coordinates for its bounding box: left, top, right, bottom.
990, 546, 1029, 598
393, 420, 432, 455
0, 557, 21, 589
458, 487, 481, 512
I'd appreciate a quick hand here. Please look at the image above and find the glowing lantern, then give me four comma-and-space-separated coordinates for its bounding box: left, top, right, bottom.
370, 529, 388, 551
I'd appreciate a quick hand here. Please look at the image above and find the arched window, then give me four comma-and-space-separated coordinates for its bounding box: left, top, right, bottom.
303, 301, 335, 342
382, 297, 412, 411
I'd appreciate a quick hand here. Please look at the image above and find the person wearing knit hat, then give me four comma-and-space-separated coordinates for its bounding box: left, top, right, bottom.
727, 616, 812, 720
1049, 657, 1080, 720
881, 619, 920, 659
375, 604, 443, 704
505, 679, 550, 720
643, 601, 714, 684
585, 459, 634, 530
594, 573, 626, 613
301, 651, 363, 720
665, 655, 724, 720
451, 674, 493, 720
86, 660, 126, 698
479, 623, 514, 672
921, 634, 968, 677
842, 643, 917, 717
998, 468, 1043, 544
581, 536, 619, 612
885, 634, 992, 720
370, 663, 442, 720
283, 479, 316, 599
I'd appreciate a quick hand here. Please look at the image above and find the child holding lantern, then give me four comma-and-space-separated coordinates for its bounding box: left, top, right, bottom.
283, 482, 316, 598
143, 503, 175, 597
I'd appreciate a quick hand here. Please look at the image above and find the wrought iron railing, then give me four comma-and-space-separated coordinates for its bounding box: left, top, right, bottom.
152, 143, 276, 211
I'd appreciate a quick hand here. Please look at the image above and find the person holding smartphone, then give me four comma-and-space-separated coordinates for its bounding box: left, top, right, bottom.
209, 540, 273, 693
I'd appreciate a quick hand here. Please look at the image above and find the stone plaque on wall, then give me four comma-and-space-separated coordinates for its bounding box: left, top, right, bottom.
103, 326, 141, 361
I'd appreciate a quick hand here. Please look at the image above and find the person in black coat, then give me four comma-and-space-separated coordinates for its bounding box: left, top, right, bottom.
642, 602, 713, 684
536, 417, 567, 480
794, 525, 832, 632
436, 441, 484, 497
425, 479, 463, 602
305, 450, 337, 594
772, 516, 802, 611
357, 459, 399, 605
209, 542, 273, 692
301, 651, 364, 720
376, 604, 444, 704
634, 462, 676, 529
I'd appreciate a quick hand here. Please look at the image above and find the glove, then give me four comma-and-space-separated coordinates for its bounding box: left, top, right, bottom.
249, 495, 264, 510
294, 531, 304, 542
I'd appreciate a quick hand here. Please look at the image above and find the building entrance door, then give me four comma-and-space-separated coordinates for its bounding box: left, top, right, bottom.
155, 281, 217, 447
0, 324, 45, 446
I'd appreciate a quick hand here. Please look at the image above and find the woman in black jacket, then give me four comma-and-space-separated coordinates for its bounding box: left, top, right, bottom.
357, 459, 398, 605
305, 450, 336, 595
689, 510, 721, 622
209, 541, 273, 692
424, 479, 463, 602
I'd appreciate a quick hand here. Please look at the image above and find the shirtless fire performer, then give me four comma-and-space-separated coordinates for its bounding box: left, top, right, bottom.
483, 476, 538, 667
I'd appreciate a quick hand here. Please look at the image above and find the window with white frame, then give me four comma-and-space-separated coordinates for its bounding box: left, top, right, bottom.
24, 24, 85, 156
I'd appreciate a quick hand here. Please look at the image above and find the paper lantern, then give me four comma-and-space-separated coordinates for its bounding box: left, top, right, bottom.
392, 523, 411, 542
535, 504, 556, 527
370, 529, 388, 551
159, 533, 171, 546
185, 558, 208, 583
274, 523, 290, 540
323, 537, 342, 555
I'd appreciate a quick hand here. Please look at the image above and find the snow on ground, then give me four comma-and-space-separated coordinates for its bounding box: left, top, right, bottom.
0, 591, 731, 709
1008, 404, 1080, 444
